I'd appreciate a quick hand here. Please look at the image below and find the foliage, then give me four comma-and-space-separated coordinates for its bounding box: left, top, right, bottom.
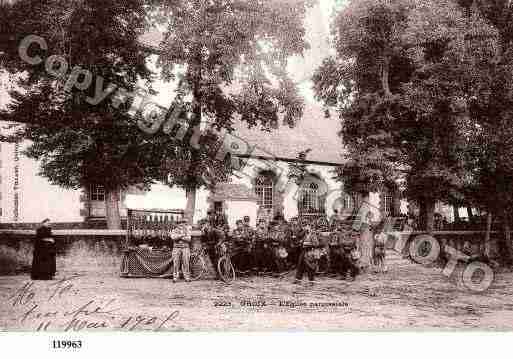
149, 0, 312, 196
0, 0, 161, 227
313, 0, 501, 229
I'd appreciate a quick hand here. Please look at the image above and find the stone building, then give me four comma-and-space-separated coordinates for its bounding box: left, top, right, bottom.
0, 101, 406, 228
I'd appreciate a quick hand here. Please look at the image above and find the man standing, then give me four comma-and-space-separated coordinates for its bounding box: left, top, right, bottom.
328, 223, 342, 277
253, 219, 270, 274
339, 224, 359, 281
202, 210, 228, 277
269, 220, 288, 275
243, 216, 254, 237
329, 209, 341, 231
294, 221, 318, 285
170, 219, 192, 283
285, 217, 300, 267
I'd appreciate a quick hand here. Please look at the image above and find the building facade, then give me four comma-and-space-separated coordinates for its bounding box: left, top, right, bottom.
0, 102, 406, 228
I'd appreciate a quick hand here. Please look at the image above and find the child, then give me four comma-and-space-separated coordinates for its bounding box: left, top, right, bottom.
373, 220, 388, 273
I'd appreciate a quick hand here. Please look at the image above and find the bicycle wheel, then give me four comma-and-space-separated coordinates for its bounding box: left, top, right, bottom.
217, 256, 235, 283
190, 254, 207, 281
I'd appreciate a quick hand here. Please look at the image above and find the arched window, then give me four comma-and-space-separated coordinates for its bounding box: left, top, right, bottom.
299, 180, 325, 215
255, 173, 274, 210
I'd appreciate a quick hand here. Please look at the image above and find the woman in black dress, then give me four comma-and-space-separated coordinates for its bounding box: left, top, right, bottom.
31, 218, 56, 280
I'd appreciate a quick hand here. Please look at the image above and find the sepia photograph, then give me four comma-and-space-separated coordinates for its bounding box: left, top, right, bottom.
1, 0, 513, 348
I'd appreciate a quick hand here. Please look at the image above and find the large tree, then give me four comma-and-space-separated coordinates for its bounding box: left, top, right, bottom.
0, 0, 162, 228
147, 0, 311, 221
462, 0, 513, 261
313, 0, 495, 231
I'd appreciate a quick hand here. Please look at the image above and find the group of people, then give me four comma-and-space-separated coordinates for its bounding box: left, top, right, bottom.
178, 209, 390, 285
30, 210, 390, 286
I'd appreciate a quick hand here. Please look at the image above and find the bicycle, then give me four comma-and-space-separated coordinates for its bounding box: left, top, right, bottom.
189, 243, 208, 281
216, 241, 236, 284
188, 240, 236, 283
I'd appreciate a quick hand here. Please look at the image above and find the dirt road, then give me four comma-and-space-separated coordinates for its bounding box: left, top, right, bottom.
1, 252, 513, 331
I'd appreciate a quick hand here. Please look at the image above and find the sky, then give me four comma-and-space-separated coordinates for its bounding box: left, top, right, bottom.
0, 0, 340, 111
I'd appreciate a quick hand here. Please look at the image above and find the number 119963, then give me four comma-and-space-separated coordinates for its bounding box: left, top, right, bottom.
52, 340, 82, 349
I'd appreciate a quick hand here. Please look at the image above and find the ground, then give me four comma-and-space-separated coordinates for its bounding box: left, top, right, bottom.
1, 251, 513, 331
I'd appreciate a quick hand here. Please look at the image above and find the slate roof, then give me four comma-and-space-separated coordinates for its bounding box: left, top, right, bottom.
232, 103, 345, 165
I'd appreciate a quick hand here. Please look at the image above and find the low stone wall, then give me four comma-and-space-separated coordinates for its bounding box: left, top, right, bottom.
0, 230, 126, 275
0, 219, 128, 230
0, 229, 507, 275
0, 229, 204, 275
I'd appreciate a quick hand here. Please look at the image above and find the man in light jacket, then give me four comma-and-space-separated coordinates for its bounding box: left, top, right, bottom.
170, 219, 192, 283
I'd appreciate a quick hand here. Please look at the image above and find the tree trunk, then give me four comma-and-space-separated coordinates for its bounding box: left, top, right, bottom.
105, 188, 121, 229
185, 186, 197, 223
466, 207, 474, 222
182, 52, 201, 226
503, 211, 513, 264
453, 205, 460, 222
484, 212, 492, 259
381, 54, 392, 97
419, 199, 435, 232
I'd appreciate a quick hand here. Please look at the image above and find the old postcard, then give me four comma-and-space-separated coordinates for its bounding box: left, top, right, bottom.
1, 0, 513, 341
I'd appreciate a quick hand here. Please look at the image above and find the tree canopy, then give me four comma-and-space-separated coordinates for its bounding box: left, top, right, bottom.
0, 0, 167, 228
0, 0, 312, 225
313, 0, 505, 231
146, 0, 312, 220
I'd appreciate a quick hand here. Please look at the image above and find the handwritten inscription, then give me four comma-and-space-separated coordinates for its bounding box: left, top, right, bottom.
7, 275, 180, 331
